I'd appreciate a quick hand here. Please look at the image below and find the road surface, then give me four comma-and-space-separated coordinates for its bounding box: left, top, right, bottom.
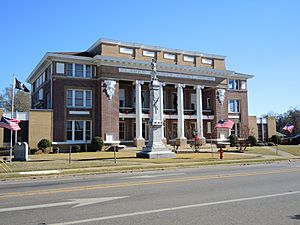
0, 161, 300, 225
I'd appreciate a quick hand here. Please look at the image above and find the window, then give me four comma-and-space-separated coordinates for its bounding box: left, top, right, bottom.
229, 99, 240, 113
207, 122, 212, 134
172, 92, 177, 109
228, 80, 239, 90
38, 88, 43, 100
120, 47, 134, 55
141, 90, 147, 108
75, 91, 84, 106
86, 65, 92, 78
119, 122, 125, 140
66, 63, 73, 77
66, 120, 92, 142
191, 93, 196, 110
172, 122, 178, 139
228, 80, 247, 90
56, 63, 64, 74
183, 55, 195, 62
240, 81, 246, 90
75, 64, 84, 77
67, 90, 92, 108
65, 63, 92, 78
206, 98, 211, 109
164, 53, 176, 60
143, 50, 155, 57
202, 58, 213, 65
119, 89, 125, 107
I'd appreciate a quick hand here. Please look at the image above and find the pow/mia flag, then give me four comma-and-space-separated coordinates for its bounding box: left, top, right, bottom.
15, 78, 30, 92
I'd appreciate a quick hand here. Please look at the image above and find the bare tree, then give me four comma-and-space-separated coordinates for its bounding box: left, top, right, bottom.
0, 85, 31, 112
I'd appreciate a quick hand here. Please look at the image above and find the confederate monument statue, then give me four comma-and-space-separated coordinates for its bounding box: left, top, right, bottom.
137, 59, 176, 158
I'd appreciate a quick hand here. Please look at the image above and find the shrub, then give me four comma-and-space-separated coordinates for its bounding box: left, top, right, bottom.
91, 136, 104, 151
248, 135, 257, 146
37, 139, 51, 151
271, 135, 281, 145
72, 145, 81, 153
228, 134, 238, 147
52, 146, 59, 154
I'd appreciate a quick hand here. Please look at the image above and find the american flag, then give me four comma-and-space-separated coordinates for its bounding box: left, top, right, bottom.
0, 116, 21, 131
283, 124, 294, 133
215, 119, 234, 129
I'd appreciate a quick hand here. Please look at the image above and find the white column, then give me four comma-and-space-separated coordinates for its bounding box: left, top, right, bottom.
176, 83, 185, 139
196, 85, 204, 138
159, 82, 165, 139
135, 80, 144, 139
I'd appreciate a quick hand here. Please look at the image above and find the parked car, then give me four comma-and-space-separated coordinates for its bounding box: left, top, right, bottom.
281, 134, 300, 145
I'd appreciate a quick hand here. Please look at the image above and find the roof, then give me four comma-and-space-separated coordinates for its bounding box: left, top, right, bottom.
87, 38, 227, 60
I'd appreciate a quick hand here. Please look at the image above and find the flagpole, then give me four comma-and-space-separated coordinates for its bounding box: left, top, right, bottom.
10, 74, 16, 164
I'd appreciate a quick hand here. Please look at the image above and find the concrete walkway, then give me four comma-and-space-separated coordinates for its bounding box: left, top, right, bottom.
270, 147, 298, 159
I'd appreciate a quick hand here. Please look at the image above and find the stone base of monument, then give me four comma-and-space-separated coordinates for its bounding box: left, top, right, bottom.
175, 137, 190, 149
136, 150, 176, 159
133, 138, 145, 149
162, 138, 167, 145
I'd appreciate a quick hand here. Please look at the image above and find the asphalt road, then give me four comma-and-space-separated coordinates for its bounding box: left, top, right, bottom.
0, 161, 300, 225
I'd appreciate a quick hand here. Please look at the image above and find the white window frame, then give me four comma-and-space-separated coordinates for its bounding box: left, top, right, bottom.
164, 53, 176, 60
120, 47, 134, 55
119, 122, 125, 140
66, 89, 92, 108
206, 98, 211, 109
191, 93, 196, 110
228, 99, 240, 113
56, 63, 65, 74
119, 89, 125, 108
228, 79, 239, 90
183, 55, 195, 62
142, 50, 155, 57
202, 58, 213, 65
207, 122, 212, 134
64, 63, 93, 78
66, 120, 92, 142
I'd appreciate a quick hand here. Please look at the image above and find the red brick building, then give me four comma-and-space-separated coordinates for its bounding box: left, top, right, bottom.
26, 38, 253, 148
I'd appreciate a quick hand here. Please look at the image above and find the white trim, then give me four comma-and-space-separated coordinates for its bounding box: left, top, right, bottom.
120, 47, 134, 55
69, 111, 90, 115
202, 58, 213, 65
164, 53, 176, 60
66, 120, 92, 142
183, 55, 195, 62
142, 50, 155, 57
67, 89, 92, 108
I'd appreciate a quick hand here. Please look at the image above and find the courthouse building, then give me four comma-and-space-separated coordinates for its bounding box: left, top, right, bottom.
26, 38, 253, 149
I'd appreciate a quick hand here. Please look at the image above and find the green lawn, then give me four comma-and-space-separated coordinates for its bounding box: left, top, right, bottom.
277, 145, 300, 156
0, 150, 257, 174
244, 147, 278, 156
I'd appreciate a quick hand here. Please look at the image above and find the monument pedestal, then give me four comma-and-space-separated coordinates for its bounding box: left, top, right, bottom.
175, 137, 190, 149
136, 73, 176, 159
133, 138, 145, 149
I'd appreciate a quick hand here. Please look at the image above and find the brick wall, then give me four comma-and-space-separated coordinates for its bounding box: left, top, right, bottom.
29, 110, 53, 149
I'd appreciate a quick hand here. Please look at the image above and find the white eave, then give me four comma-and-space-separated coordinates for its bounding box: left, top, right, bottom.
94, 55, 253, 80
26, 53, 95, 84
87, 38, 226, 60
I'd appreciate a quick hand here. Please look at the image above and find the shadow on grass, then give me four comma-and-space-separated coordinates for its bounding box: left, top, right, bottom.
290, 214, 300, 220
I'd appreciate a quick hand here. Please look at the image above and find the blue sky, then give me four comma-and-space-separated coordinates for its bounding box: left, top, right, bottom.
0, 0, 299, 116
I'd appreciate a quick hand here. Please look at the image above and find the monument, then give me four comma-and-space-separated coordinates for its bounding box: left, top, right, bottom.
137, 59, 176, 158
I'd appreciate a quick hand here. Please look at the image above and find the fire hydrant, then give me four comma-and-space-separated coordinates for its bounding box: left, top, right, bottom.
219, 147, 224, 159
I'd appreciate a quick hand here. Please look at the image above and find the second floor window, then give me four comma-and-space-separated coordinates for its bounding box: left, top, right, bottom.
229, 99, 240, 113
67, 89, 92, 108
64, 63, 92, 78
228, 80, 247, 90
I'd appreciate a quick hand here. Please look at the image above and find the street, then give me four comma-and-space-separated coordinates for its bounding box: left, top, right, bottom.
0, 161, 300, 225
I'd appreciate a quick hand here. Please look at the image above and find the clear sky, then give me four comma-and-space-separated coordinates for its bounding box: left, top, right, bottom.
0, 0, 299, 116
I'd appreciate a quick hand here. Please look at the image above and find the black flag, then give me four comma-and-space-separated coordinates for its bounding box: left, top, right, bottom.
15, 78, 30, 92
